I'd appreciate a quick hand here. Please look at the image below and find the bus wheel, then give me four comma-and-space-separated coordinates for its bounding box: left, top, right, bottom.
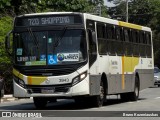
130, 75, 139, 101
92, 81, 105, 107
33, 97, 47, 109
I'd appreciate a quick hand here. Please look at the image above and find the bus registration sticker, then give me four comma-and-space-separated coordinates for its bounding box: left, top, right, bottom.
41, 88, 55, 94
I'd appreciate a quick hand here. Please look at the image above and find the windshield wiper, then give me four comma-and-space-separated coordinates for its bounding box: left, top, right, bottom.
27, 28, 39, 50
53, 26, 67, 48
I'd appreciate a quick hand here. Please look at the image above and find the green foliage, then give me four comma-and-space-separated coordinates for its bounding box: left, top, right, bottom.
0, 16, 12, 64
0, 0, 11, 8
0, 16, 13, 94
0, 0, 106, 15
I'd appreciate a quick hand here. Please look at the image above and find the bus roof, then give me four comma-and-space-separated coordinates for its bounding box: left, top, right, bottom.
17, 12, 151, 32
17, 12, 82, 17
84, 13, 151, 32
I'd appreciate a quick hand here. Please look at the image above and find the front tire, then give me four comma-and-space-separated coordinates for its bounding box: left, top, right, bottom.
33, 97, 47, 109
92, 81, 105, 107
0, 88, 4, 98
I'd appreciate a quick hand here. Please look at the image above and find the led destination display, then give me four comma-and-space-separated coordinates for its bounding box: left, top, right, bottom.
15, 14, 82, 26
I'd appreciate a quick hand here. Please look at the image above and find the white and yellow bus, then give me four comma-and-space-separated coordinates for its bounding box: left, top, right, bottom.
5, 12, 154, 108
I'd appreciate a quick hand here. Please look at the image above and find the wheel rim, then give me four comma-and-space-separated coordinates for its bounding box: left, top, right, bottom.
99, 84, 104, 105
101, 86, 104, 98
135, 83, 139, 97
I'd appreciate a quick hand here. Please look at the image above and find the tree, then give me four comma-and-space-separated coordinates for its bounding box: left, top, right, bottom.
108, 0, 126, 21
0, 0, 11, 9
0, 16, 13, 94
0, 0, 106, 16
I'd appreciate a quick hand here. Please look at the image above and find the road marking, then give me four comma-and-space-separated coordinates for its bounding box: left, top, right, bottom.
128, 102, 134, 103
155, 97, 160, 99
128, 101, 140, 104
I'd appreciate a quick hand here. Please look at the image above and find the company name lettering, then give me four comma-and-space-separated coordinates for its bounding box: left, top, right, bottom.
64, 54, 78, 60
57, 53, 79, 62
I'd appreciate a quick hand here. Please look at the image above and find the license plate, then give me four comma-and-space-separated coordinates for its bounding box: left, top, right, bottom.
41, 88, 54, 94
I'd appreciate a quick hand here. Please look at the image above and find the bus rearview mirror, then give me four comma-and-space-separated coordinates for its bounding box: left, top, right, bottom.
91, 31, 96, 43
5, 30, 12, 49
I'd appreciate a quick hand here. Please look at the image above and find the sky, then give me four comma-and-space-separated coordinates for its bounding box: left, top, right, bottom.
104, 0, 115, 7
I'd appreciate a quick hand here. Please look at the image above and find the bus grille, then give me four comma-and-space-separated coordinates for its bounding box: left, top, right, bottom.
26, 84, 71, 94
14, 61, 87, 76
22, 67, 75, 76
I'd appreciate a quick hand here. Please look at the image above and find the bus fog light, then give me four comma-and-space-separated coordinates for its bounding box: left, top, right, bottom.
72, 77, 80, 86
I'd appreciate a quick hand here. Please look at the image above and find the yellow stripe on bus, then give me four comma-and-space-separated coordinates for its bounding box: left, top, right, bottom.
122, 57, 125, 90
28, 76, 32, 85
119, 21, 142, 30
27, 76, 47, 85
121, 56, 140, 90
13, 69, 47, 85
13, 68, 24, 80
123, 57, 139, 72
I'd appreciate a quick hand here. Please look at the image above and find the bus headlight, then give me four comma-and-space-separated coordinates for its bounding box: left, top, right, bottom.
72, 71, 87, 86
14, 76, 26, 88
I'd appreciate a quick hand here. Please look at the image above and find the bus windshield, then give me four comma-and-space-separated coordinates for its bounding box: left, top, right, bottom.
14, 29, 87, 66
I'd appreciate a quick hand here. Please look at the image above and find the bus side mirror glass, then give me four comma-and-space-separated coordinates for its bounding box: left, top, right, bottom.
5, 30, 13, 55
5, 30, 12, 49
87, 29, 96, 44
91, 31, 96, 43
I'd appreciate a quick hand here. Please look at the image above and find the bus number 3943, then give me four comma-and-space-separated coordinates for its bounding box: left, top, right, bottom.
59, 78, 69, 83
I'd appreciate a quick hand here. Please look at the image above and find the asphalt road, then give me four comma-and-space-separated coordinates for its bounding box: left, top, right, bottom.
0, 86, 160, 119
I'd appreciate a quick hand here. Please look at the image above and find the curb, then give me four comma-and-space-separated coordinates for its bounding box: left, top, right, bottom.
0, 95, 31, 103
0, 95, 17, 103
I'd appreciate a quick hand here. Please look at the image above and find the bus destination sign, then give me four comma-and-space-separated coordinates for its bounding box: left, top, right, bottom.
16, 15, 82, 26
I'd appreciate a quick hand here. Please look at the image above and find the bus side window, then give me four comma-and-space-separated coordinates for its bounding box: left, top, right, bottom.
115, 27, 121, 40
115, 26, 123, 55
97, 23, 106, 55
146, 33, 151, 45
136, 31, 140, 43
139, 31, 146, 57
86, 20, 95, 31
124, 29, 129, 42
87, 29, 97, 66
132, 30, 139, 56
106, 25, 116, 55
139, 31, 144, 44
146, 32, 152, 57
97, 23, 105, 39
106, 25, 115, 40
128, 29, 132, 42
124, 28, 132, 56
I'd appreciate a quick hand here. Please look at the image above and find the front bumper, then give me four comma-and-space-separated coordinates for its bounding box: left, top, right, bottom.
13, 76, 90, 98
154, 77, 160, 85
